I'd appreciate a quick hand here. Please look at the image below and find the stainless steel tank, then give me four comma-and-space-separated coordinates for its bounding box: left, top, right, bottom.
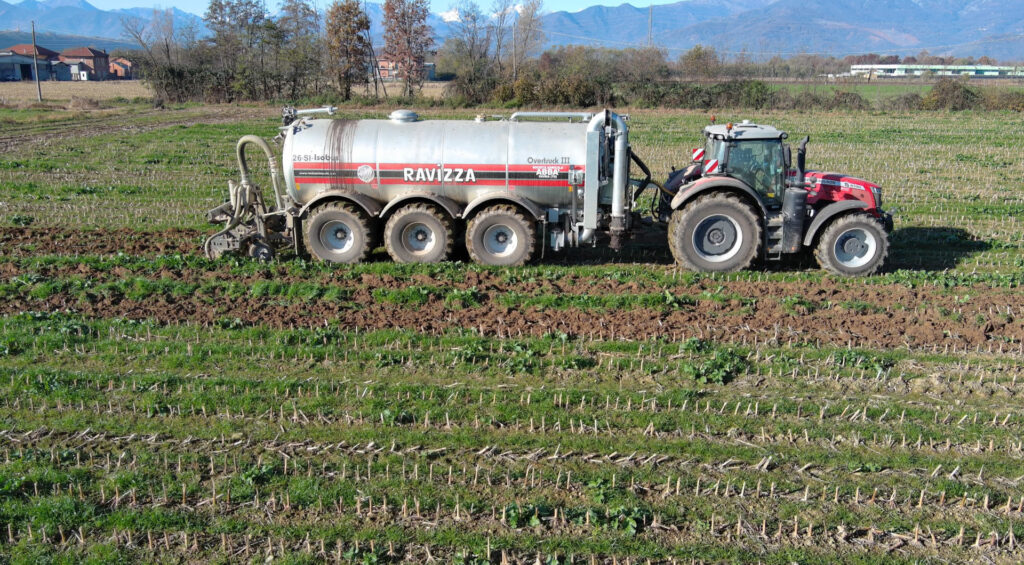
282, 111, 593, 209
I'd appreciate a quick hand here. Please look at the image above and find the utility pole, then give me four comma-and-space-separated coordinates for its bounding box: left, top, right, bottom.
31, 20, 42, 102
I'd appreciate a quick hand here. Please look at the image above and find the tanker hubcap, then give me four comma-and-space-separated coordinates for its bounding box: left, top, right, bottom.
483, 224, 518, 257
833, 227, 876, 268
692, 214, 742, 263
402, 222, 436, 255
321, 220, 355, 253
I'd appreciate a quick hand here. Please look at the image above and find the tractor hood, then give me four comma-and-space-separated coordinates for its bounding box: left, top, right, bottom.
800, 170, 882, 209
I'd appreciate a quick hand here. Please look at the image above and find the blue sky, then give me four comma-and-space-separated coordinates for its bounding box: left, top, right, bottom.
72, 0, 680, 17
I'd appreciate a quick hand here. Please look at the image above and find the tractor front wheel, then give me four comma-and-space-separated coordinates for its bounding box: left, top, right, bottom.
669, 193, 761, 273
814, 213, 888, 276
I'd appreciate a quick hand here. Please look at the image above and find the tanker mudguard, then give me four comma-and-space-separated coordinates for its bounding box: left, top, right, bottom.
298, 191, 382, 219
670, 177, 768, 216
380, 193, 463, 220
802, 200, 869, 246
462, 192, 546, 221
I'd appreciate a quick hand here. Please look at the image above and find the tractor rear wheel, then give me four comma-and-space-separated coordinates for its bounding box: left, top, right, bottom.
465, 205, 536, 266
669, 193, 761, 273
304, 202, 373, 263
384, 203, 454, 263
814, 213, 888, 276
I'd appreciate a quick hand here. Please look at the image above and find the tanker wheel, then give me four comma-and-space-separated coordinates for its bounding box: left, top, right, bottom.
669, 193, 761, 273
465, 205, 536, 266
814, 213, 888, 276
303, 202, 373, 263
384, 203, 454, 263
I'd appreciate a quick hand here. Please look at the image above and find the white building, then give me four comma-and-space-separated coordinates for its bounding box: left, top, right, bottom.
850, 64, 1024, 78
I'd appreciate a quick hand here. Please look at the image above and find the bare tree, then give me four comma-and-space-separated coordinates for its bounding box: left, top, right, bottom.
382, 0, 434, 97
512, 0, 544, 80
325, 0, 372, 100
489, 0, 512, 74
278, 0, 323, 98
438, 1, 494, 102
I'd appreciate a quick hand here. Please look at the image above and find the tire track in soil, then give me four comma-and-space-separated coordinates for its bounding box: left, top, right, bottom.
3, 285, 1017, 351
3, 228, 1020, 351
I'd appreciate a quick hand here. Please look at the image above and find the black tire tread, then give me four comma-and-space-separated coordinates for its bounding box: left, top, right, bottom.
383, 203, 455, 263
303, 202, 372, 264
814, 212, 889, 276
668, 192, 761, 273
466, 204, 537, 266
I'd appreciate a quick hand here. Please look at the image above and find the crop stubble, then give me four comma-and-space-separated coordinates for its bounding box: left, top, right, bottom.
0, 104, 1023, 563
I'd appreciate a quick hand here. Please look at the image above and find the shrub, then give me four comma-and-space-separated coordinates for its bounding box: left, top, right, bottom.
923, 78, 981, 111
881, 93, 923, 111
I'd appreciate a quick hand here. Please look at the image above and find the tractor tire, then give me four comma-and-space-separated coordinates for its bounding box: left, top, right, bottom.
303, 202, 373, 264
669, 193, 761, 273
814, 213, 888, 276
465, 205, 536, 266
384, 203, 454, 263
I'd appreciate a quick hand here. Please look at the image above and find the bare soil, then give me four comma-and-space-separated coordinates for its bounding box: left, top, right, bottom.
1, 228, 1019, 352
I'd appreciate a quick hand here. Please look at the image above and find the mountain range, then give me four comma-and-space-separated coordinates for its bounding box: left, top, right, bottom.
1, 0, 1021, 60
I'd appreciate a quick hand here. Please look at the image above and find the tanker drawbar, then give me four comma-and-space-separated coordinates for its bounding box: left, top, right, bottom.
205, 109, 890, 275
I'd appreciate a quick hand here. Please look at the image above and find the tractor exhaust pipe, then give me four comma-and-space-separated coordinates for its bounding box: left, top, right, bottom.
780, 136, 811, 253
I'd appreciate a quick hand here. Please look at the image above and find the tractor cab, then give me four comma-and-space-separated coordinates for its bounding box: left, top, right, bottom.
658, 118, 892, 276
700, 120, 788, 204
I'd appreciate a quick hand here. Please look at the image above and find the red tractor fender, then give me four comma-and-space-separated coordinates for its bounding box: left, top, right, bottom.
670, 176, 769, 217
801, 200, 869, 247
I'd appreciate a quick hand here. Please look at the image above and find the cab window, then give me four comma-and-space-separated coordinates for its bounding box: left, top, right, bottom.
726, 140, 784, 198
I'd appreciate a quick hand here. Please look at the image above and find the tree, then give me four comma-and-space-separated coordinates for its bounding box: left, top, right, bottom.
277, 0, 323, 99
437, 1, 495, 102
325, 0, 371, 100
382, 0, 434, 98
678, 45, 719, 79
203, 0, 270, 100
511, 0, 544, 80
489, 0, 513, 74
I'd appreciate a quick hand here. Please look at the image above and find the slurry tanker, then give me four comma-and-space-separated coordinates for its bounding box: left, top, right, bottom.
206, 107, 891, 275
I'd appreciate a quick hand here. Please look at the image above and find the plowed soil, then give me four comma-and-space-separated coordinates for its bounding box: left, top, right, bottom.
0, 227, 201, 257
2, 227, 1020, 351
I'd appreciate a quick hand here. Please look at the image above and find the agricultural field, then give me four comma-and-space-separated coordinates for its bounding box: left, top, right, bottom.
0, 102, 1023, 563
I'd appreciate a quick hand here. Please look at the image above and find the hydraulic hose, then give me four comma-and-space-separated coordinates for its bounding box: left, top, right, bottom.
236, 135, 285, 211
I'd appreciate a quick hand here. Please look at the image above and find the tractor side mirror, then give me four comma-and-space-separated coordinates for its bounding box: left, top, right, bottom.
783, 145, 792, 168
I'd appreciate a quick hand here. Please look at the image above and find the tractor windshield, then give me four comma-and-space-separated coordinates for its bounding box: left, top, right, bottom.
726, 140, 785, 199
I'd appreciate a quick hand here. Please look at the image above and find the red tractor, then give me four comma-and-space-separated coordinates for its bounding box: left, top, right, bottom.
658, 120, 892, 275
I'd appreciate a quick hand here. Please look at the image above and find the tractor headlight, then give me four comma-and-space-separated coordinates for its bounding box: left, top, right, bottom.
871, 186, 882, 208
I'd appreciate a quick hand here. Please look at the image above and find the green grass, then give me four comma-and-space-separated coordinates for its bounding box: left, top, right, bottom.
1, 104, 1022, 562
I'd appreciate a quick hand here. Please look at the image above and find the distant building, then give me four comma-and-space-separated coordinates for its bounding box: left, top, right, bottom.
109, 57, 133, 79
50, 61, 72, 81
851, 64, 1024, 78
3, 44, 60, 61
59, 47, 109, 80
0, 52, 41, 81
376, 59, 435, 81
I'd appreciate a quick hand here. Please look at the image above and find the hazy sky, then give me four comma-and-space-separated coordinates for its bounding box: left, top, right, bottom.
66, 0, 678, 17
